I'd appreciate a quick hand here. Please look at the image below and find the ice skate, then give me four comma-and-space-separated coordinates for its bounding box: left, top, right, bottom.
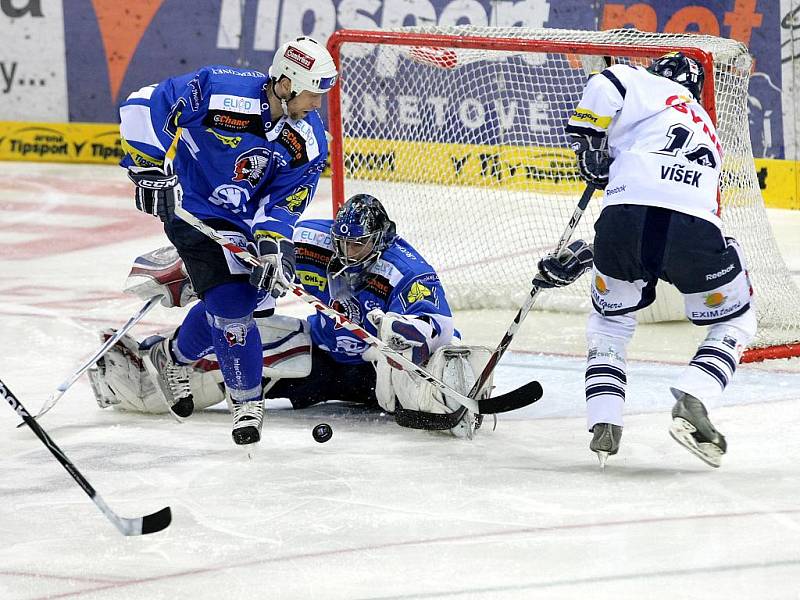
589, 423, 622, 469
670, 393, 726, 468
142, 337, 195, 420
230, 398, 265, 451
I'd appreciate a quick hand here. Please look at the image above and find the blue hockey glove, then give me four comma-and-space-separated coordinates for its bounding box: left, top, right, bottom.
568, 133, 611, 189
249, 236, 296, 298
127, 165, 181, 222
534, 239, 594, 289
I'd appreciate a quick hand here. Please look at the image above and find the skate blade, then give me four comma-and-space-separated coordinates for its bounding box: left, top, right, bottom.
595, 451, 609, 470
141, 355, 187, 423
669, 418, 723, 468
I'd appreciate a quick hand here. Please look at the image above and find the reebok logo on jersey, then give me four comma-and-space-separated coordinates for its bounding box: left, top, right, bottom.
660, 163, 701, 187
705, 263, 735, 281
606, 185, 626, 195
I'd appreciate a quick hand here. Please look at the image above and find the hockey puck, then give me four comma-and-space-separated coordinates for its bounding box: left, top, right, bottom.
312, 423, 333, 443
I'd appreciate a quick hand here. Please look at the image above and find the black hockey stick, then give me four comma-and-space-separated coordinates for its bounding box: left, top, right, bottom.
428, 183, 598, 430
1, 378, 171, 536
173, 203, 541, 418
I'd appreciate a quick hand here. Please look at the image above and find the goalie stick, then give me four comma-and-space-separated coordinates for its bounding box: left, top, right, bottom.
468, 184, 596, 401
25, 294, 163, 425
1, 378, 171, 536
172, 202, 542, 417
420, 184, 597, 430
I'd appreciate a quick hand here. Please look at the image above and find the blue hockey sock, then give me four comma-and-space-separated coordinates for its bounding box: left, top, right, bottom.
173, 302, 215, 362
175, 283, 263, 402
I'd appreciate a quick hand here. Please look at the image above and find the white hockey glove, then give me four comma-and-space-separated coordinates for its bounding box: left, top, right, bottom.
367, 309, 432, 365
127, 164, 182, 222
534, 239, 594, 289
568, 133, 611, 189
249, 236, 296, 298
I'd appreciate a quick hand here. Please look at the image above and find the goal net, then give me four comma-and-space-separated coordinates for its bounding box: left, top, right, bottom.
326, 26, 800, 361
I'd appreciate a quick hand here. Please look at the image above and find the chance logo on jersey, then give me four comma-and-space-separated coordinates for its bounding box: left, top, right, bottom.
278, 124, 309, 167
233, 148, 271, 187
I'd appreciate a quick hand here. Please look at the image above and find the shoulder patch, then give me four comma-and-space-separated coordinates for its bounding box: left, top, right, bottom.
209, 94, 261, 114
277, 124, 309, 167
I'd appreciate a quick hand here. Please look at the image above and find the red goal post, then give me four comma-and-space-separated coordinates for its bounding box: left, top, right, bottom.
325, 26, 800, 362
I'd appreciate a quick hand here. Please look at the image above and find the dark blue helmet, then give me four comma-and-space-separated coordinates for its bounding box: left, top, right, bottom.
328, 194, 396, 297
648, 52, 704, 101
331, 194, 396, 268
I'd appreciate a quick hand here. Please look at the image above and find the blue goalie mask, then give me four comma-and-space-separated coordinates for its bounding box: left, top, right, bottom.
647, 51, 705, 102
327, 194, 397, 299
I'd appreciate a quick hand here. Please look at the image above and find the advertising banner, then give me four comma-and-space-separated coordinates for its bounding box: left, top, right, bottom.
0, 0, 796, 206
0, 0, 67, 120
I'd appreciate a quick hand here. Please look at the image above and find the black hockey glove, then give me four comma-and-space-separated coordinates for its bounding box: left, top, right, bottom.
568, 133, 611, 189
534, 239, 594, 289
127, 165, 181, 222
249, 236, 296, 298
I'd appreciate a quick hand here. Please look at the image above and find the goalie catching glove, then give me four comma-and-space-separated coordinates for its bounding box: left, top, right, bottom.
535, 239, 594, 289
127, 164, 182, 222
249, 235, 296, 298
568, 133, 611, 189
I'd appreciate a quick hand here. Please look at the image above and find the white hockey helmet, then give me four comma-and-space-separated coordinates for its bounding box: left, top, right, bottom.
269, 36, 338, 96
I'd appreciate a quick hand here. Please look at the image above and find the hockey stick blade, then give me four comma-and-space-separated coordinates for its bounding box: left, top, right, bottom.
478, 380, 543, 414
2, 378, 172, 536
21, 294, 164, 427
141, 506, 172, 534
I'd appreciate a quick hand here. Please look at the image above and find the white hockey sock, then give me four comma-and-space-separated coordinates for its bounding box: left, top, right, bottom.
585, 313, 635, 431
585, 339, 627, 430
671, 311, 756, 407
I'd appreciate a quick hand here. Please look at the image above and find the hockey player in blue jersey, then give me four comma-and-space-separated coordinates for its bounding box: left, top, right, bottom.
266, 193, 459, 415
118, 36, 338, 449
89, 195, 497, 438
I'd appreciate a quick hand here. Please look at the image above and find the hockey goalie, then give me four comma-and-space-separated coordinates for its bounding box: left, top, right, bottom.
90, 195, 511, 438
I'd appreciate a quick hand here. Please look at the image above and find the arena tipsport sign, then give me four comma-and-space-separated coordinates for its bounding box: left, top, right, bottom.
0, 0, 790, 162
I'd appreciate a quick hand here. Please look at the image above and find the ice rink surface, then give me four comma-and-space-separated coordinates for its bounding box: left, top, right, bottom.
1, 162, 799, 599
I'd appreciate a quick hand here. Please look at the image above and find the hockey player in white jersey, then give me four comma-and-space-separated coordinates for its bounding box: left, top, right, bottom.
539, 52, 756, 467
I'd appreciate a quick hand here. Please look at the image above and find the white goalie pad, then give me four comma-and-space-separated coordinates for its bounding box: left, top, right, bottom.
87, 315, 312, 414
87, 329, 226, 414
196, 314, 313, 380
375, 343, 494, 437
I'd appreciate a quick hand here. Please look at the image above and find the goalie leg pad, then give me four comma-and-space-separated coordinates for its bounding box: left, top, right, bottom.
381, 344, 494, 438
89, 329, 229, 414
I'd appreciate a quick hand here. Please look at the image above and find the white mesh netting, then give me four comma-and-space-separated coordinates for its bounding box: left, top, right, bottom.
330, 26, 800, 355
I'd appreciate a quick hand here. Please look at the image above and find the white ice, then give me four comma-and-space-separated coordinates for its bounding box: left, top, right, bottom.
1, 162, 799, 600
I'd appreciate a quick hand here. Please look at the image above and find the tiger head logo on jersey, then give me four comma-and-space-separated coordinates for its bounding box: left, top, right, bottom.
233, 148, 271, 187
